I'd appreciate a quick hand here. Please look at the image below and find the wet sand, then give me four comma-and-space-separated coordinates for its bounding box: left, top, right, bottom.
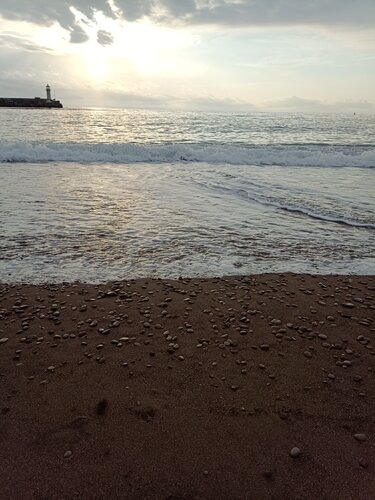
0, 274, 374, 499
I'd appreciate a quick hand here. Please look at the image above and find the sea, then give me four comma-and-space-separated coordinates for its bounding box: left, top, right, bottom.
0, 108, 374, 283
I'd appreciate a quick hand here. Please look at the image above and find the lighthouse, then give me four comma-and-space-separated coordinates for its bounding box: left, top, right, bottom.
46, 84, 51, 100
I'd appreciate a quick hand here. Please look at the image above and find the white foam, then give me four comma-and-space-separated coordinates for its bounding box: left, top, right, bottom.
0, 141, 374, 168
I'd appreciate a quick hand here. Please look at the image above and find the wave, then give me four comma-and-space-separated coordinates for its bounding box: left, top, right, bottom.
0, 141, 374, 167
267, 200, 375, 229
197, 183, 375, 230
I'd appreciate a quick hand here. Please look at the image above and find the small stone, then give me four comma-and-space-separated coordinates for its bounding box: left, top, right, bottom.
0, 338, 9, 344
260, 344, 270, 351
290, 447, 301, 458
354, 433, 366, 442
359, 458, 369, 469
64, 450, 73, 459
353, 375, 363, 382
303, 350, 312, 359
47, 366, 55, 372
96, 399, 108, 415
327, 373, 335, 380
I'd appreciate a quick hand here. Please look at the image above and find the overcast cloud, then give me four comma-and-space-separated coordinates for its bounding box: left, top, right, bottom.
0, 1, 374, 44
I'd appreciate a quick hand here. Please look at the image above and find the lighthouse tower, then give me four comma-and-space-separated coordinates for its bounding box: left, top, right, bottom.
46, 84, 51, 100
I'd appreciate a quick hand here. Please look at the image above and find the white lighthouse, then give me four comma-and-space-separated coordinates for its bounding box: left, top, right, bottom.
46, 84, 51, 100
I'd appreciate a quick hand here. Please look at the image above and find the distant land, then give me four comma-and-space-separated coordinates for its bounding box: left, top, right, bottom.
0, 84, 63, 109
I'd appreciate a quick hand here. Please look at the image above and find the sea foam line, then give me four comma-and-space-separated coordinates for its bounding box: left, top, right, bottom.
197, 182, 375, 230
0, 141, 374, 168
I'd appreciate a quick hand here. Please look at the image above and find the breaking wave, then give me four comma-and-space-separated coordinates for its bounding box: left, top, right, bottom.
1, 141, 374, 168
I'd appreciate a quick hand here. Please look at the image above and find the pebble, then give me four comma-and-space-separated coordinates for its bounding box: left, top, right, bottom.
290, 447, 301, 458
263, 470, 273, 479
260, 344, 270, 351
303, 350, 312, 359
327, 373, 335, 380
0, 338, 9, 344
64, 450, 73, 459
354, 433, 366, 442
47, 366, 55, 372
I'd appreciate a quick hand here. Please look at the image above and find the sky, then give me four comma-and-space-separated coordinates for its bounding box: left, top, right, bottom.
0, 0, 374, 112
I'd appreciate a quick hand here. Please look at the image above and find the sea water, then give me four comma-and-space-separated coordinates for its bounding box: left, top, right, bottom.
0, 108, 374, 282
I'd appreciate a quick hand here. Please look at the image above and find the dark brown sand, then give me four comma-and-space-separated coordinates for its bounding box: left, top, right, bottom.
0, 274, 374, 500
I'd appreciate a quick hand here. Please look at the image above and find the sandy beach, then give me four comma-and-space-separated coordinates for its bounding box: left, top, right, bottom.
1, 273, 374, 499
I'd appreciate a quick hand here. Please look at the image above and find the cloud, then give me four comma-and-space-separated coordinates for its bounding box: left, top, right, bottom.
0, 0, 374, 45
115, 0, 154, 22
0, 1, 115, 44
97, 29, 114, 45
262, 96, 375, 113
173, 95, 255, 112
177, 0, 375, 28
263, 96, 322, 108
114, 0, 375, 28
0, 33, 53, 53
69, 25, 90, 43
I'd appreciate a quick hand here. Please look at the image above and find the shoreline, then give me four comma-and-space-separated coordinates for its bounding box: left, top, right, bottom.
1, 273, 374, 499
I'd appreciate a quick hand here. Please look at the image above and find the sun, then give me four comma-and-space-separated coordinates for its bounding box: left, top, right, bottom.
79, 43, 111, 82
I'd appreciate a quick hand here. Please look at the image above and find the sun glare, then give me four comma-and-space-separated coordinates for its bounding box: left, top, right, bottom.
79, 43, 111, 82
8, 9, 197, 87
